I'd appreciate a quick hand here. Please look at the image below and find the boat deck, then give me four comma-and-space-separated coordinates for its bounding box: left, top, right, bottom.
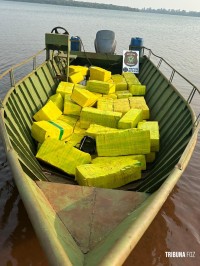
36, 181, 149, 254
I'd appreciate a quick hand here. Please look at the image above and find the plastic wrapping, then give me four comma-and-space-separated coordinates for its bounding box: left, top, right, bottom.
33, 100, 62, 121
36, 138, 91, 175
76, 160, 141, 188
96, 128, 150, 156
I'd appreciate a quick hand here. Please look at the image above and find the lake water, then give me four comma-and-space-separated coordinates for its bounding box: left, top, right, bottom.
0, 1, 199, 265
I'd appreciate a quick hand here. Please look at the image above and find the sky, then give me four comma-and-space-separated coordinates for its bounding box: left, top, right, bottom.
77, 0, 200, 12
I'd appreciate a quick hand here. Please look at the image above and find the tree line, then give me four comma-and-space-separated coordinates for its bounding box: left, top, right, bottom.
5, 0, 200, 17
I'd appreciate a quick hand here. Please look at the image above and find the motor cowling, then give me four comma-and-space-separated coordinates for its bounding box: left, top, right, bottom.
94, 30, 116, 54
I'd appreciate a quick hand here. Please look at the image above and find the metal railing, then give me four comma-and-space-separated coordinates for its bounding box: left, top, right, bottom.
142, 46, 200, 125
0, 49, 46, 87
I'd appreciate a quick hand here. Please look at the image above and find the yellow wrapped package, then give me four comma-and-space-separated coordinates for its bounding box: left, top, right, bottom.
116, 90, 132, 98
115, 81, 128, 91
96, 128, 150, 156
113, 98, 130, 114
71, 87, 98, 107
76, 160, 141, 189
128, 84, 146, 95
118, 109, 143, 129
56, 81, 74, 97
31, 120, 73, 143
138, 121, 160, 151
69, 65, 88, 76
92, 154, 146, 170
86, 124, 119, 138
63, 94, 82, 116
49, 93, 63, 111
97, 98, 113, 111
90, 66, 111, 81
123, 72, 140, 84
86, 80, 115, 95
36, 138, 91, 175
58, 114, 79, 127
80, 107, 122, 129
69, 71, 84, 84
102, 93, 117, 99
129, 96, 150, 120
111, 74, 125, 82
33, 100, 62, 121
112, 75, 128, 91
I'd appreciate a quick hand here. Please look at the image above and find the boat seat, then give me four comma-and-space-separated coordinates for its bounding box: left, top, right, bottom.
45, 33, 71, 80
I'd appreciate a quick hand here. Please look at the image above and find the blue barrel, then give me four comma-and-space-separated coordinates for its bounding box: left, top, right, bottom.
130, 37, 143, 47
129, 37, 143, 56
70, 36, 81, 51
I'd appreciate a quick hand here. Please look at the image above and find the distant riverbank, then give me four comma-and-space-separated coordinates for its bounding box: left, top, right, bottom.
4, 0, 139, 12
4, 0, 200, 17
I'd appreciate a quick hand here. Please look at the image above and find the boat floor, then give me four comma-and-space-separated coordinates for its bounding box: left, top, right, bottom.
36, 181, 149, 253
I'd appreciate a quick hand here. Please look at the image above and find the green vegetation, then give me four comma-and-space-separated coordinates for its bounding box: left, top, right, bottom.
5, 0, 200, 17
141, 7, 200, 17
5, 0, 139, 12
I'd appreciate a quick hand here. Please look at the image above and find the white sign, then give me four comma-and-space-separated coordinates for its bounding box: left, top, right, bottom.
122, 50, 139, 74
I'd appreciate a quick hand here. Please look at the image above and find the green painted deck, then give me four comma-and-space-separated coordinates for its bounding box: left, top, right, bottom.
36, 181, 148, 254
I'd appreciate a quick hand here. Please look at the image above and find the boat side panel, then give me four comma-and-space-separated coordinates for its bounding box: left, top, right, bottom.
3, 60, 59, 181
136, 57, 194, 192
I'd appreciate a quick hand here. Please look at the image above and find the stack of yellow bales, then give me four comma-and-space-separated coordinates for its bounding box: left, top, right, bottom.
86, 80, 115, 94
123, 72, 146, 95
56, 81, 74, 96
36, 138, 91, 175
85, 124, 118, 138
111, 74, 127, 91
69, 65, 89, 76
96, 128, 150, 156
118, 109, 143, 129
80, 107, 122, 129
71, 87, 98, 107
103, 93, 117, 99
68, 65, 89, 84
92, 155, 146, 170
138, 121, 160, 163
76, 159, 141, 189
49, 93, 63, 111
113, 98, 130, 114
32, 120, 73, 143
97, 98, 113, 111
63, 94, 82, 116
129, 97, 150, 119
32, 100, 73, 144
31, 64, 160, 189
90, 66, 111, 81
115, 90, 132, 99
58, 114, 79, 128
33, 100, 62, 121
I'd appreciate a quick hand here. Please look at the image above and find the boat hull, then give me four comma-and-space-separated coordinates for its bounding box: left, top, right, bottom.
0, 48, 199, 265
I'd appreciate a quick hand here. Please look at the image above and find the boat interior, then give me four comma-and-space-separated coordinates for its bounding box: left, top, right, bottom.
0, 29, 199, 265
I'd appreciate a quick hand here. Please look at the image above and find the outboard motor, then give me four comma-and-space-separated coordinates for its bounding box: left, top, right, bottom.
94, 30, 116, 54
